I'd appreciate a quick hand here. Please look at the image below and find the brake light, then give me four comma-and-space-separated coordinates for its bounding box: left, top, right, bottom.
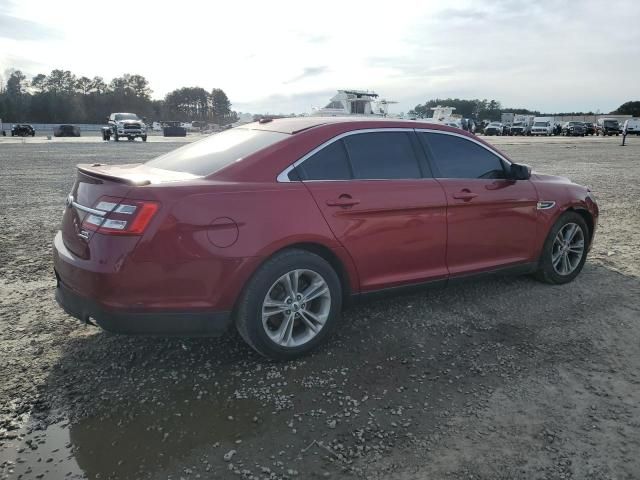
81, 196, 159, 235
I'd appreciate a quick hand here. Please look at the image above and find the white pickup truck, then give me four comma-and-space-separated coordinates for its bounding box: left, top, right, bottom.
531, 117, 554, 136
102, 112, 148, 142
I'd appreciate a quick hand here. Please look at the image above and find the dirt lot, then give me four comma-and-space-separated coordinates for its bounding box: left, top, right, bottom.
1, 135, 639, 480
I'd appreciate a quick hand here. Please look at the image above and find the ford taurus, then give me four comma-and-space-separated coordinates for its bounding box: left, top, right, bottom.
53, 117, 599, 360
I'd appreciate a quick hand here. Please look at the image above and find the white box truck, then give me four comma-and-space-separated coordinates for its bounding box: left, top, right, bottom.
501, 113, 515, 127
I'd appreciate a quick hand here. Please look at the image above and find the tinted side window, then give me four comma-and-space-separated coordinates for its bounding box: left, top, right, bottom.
298, 139, 352, 180
420, 133, 506, 179
343, 132, 422, 179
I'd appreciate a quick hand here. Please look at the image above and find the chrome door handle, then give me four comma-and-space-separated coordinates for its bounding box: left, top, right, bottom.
326, 197, 360, 207
452, 191, 478, 201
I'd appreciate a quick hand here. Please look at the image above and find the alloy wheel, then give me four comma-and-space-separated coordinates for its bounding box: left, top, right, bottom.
551, 222, 585, 275
261, 269, 331, 348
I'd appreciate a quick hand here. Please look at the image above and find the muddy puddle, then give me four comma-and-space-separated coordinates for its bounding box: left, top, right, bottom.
1, 395, 266, 479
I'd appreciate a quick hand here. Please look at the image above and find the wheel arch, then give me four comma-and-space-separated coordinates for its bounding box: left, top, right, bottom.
566, 206, 594, 246
281, 242, 354, 301
231, 240, 357, 318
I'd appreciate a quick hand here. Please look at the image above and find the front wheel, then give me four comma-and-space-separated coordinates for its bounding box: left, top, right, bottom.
114, 132, 119, 142
235, 249, 342, 360
142, 135, 147, 142
534, 212, 589, 284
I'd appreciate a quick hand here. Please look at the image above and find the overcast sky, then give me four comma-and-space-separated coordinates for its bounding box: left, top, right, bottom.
0, 0, 638, 114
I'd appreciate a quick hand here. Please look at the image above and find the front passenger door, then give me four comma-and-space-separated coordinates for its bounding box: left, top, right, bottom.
418, 131, 539, 276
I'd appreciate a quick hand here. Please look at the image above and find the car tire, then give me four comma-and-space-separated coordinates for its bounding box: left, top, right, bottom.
534, 211, 589, 285
142, 135, 147, 142
235, 248, 343, 361
114, 132, 119, 142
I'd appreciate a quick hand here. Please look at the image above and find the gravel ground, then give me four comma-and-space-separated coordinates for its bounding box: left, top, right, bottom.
0, 135, 639, 480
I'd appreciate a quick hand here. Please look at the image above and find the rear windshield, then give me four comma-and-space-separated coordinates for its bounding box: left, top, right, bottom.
146, 128, 288, 176
604, 120, 619, 126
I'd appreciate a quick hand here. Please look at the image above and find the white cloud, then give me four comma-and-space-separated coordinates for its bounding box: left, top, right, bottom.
0, 0, 638, 114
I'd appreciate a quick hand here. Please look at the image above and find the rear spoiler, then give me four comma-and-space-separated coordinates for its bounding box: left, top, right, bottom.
77, 164, 152, 186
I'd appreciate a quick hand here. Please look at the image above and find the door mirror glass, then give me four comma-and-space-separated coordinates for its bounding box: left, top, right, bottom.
509, 163, 531, 180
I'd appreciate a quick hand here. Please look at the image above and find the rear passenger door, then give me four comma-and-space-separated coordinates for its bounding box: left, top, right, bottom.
295, 129, 448, 291
417, 130, 538, 276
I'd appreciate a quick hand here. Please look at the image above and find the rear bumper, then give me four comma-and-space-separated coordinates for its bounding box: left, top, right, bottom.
55, 275, 231, 336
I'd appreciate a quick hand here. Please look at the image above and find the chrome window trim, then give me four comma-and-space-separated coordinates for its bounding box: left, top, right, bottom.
276, 127, 511, 183
276, 128, 417, 183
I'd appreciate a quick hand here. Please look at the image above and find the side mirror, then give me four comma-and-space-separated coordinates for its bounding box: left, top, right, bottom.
142, 117, 147, 122
509, 163, 531, 180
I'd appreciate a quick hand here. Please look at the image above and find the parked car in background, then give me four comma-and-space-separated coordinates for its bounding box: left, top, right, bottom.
531, 118, 554, 136
562, 122, 586, 136
53, 117, 599, 360
510, 115, 534, 136
11, 124, 35, 137
162, 121, 188, 137
623, 118, 640, 135
596, 118, 620, 136
53, 125, 81, 137
484, 122, 503, 136
582, 122, 596, 135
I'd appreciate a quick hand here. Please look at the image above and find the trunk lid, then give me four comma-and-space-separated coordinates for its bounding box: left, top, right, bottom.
61, 163, 199, 258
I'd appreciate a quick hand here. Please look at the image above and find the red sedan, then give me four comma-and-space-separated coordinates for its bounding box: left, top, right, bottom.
53, 117, 598, 359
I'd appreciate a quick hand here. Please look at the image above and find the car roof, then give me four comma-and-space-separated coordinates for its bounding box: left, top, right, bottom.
242, 116, 463, 135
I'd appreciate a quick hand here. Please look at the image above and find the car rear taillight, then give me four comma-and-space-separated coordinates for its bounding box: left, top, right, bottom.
81, 196, 159, 235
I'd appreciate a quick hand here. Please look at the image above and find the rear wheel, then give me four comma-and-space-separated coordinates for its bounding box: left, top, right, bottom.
114, 132, 119, 142
534, 212, 589, 284
235, 249, 342, 360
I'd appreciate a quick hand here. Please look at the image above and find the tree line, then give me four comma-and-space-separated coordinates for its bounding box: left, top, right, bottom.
0, 69, 237, 125
409, 98, 639, 120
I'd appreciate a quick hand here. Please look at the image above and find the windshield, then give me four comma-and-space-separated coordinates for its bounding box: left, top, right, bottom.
146, 128, 289, 176
489, 122, 501, 127
534, 122, 548, 126
604, 120, 619, 126
114, 113, 140, 121
569, 122, 582, 126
